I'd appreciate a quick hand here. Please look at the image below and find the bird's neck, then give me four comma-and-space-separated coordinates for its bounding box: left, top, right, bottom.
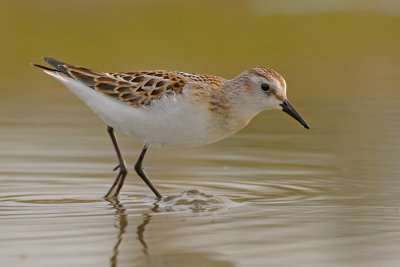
220, 80, 263, 132
224, 79, 263, 115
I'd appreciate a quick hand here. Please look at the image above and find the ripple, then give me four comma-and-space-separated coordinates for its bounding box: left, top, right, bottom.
152, 189, 239, 213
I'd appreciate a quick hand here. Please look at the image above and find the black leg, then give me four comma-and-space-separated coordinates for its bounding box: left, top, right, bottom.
135, 144, 162, 199
105, 126, 128, 199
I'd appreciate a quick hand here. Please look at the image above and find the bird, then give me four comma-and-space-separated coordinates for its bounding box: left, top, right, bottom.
33, 57, 310, 199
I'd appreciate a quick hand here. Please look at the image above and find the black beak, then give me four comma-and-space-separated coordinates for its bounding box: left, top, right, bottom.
280, 99, 310, 129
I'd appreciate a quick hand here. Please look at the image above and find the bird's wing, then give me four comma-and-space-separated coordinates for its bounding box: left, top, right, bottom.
34, 57, 225, 107
34, 57, 190, 107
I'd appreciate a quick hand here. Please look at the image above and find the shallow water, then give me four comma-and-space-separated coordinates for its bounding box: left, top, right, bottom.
1, 88, 400, 266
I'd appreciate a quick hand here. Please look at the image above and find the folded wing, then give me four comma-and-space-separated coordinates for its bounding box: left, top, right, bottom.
35, 57, 187, 107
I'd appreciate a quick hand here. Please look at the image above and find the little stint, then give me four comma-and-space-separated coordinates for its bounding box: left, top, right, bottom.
33, 57, 310, 199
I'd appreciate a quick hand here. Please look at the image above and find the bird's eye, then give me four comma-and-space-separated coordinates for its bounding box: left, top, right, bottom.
261, 83, 271, 92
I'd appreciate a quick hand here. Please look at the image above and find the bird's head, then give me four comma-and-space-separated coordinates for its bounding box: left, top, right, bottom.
232, 67, 310, 129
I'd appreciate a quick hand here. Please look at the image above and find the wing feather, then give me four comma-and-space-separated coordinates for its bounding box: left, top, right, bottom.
58, 65, 186, 107
35, 57, 225, 107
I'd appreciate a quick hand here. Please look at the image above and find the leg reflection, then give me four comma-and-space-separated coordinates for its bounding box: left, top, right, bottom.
137, 203, 159, 257
108, 198, 127, 267
136, 212, 151, 256
108, 199, 160, 266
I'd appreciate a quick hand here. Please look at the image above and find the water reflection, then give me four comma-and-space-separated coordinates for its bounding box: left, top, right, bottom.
136, 211, 152, 258
107, 196, 236, 267
108, 199, 128, 267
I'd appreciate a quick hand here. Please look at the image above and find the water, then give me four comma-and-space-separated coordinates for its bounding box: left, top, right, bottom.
1, 88, 400, 266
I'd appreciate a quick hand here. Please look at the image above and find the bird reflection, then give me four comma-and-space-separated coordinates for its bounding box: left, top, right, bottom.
107, 198, 159, 266
136, 212, 152, 256
107, 198, 128, 267
107, 197, 235, 267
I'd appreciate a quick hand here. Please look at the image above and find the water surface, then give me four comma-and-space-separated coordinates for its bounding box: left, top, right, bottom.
1, 88, 400, 266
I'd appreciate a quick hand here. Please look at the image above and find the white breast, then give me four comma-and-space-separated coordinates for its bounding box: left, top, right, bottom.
52, 73, 234, 147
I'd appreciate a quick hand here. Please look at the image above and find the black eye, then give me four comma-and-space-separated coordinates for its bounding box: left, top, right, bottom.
261, 83, 271, 92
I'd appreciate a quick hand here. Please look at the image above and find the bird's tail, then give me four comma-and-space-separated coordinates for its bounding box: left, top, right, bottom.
32, 57, 108, 88
32, 57, 71, 76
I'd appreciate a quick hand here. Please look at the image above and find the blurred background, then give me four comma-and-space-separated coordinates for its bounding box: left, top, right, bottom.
1, 0, 400, 266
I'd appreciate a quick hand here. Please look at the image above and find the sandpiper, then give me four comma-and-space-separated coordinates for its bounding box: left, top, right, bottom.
33, 57, 309, 199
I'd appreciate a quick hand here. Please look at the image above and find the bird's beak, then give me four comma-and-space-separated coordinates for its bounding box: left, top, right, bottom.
280, 99, 310, 129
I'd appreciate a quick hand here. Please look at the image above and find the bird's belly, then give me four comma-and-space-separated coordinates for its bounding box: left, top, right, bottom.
62, 79, 232, 147
109, 100, 230, 147
130, 111, 220, 147
124, 103, 221, 147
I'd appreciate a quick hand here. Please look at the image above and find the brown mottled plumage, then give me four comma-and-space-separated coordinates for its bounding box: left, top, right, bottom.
34, 58, 224, 108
